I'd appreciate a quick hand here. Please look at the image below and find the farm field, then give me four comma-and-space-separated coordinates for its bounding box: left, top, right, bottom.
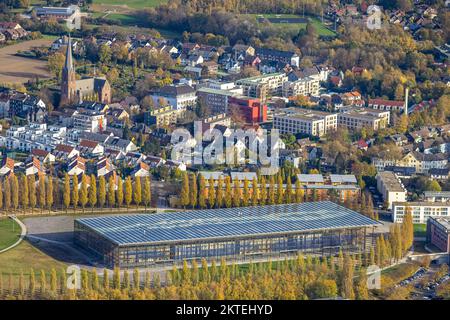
0, 39, 53, 84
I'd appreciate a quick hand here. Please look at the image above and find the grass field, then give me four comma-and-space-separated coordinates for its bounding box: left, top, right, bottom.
92, 0, 167, 10
0, 218, 20, 251
245, 14, 336, 37
414, 224, 427, 237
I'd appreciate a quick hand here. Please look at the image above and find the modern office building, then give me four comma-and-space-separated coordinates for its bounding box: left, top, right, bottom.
426, 216, 450, 254
392, 201, 450, 223
338, 109, 390, 131
274, 108, 338, 137
74, 201, 380, 268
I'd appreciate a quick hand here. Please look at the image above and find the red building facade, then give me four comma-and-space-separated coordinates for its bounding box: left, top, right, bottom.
228, 96, 268, 124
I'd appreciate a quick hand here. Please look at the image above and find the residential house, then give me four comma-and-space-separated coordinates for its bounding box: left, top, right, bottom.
54, 144, 79, 161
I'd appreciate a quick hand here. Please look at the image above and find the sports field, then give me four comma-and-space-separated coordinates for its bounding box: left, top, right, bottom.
92, 0, 167, 10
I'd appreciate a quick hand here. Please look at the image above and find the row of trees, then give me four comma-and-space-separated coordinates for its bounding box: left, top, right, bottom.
0, 173, 151, 213
0, 252, 368, 300
178, 172, 378, 220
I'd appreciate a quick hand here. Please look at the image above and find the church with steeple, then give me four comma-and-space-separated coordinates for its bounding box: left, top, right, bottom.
60, 35, 111, 105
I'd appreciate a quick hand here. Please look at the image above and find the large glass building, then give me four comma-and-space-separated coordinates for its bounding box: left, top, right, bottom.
74, 201, 381, 268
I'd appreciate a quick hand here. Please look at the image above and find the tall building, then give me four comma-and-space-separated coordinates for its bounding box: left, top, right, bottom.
60, 36, 111, 105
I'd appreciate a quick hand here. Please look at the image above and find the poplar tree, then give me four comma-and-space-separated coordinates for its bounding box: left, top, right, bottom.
251, 177, 258, 206
108, 175, 116, 208
3, 178, 11, 211
215, 176, 223, 208
28, 174, 36, 212
133, 268, 140, 289
402, 208, 414, 253
63, 173, 70, 212
198, 174, 206, 209
38, 175, 45, 212
103, 269, 109, 290
113, 267, 121, 289
143, 176, 151, 210
124, 176, 132, 209
180, 172, 189, 208
189, 173, 197, 209
50, 268, 57, 294
19, 174, 30, 210
285, 176, 293, 203
46, 176, 53, 212
98, 176, 106, 208
89, 174, 97, 211
268, 175, 275, 205
340, 254, 355, 300
224, 176, 232, 208
91, 268, 99, 292
134, 177, 142, 207
276, 175, 284, 204
70, 175, 79, 212
29, 269, 36, 298
208, 177, 215, 208
259, 176, 267, 205
80, 174, 88, 212
295, 179, 303, 203
232, 179, 241, 207
242, 178, 250, 206
116, 177, 123, 208
355, 267, 369, 300
11, 174, 19, 211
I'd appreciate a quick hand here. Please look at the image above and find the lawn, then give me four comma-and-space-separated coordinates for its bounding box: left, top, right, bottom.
92, 0, 167, 9
0, 218, 20, 251
414, 224, 427, 237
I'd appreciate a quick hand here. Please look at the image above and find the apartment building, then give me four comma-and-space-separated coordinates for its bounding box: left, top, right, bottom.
393, 202, 450, 224
367, 99, 406, 113
273, 108, 338, 137
236, 73, 288, 101
196, 87, 243, 114
144, 106, 181, 127
151, 85, 197, 111
338, 109, 390, 131
376, 171, 407, 210
72, 109, 107, 133
282, 77, 320, 98
2, 123, 67, 152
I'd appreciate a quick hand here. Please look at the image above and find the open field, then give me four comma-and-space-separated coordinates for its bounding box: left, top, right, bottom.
91, 0, 167, 11
0, 218, 20, 251
245, 14, 336, 37
0, 39, 53, 84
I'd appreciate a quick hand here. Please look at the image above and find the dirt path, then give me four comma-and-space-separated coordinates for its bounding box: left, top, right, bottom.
0, 39, 53, 84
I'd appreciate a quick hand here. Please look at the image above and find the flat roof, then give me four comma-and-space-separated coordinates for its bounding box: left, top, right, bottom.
377, 171, 406, 192
429, 217, 450, 232
330, 174, 357, 184
76, 201, 380, 246
424, 191, 450, 198
297, 174, 324, 183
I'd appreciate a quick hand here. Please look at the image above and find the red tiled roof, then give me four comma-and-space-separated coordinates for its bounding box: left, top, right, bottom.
31, 149, 49, 157
79, 139, 99, 149
368, 99, 405, 107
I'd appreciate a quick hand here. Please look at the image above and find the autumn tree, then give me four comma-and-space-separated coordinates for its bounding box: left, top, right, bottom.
224, 176, 232, 208
98, 176, 106, 208
46, 176, 53, 212
232, 179, 241, 207
143, 176, 151, 209
3, 178, 11, 211
20, 174, 28, 211
124, 176, 132, 209
132, 176, 141, 208
198, 174, 206, 209
11, 175, 19, 211
189, 173, 197, 209
72, 175, 79, 211
116, 176, 123, 208
63, 173, 70, 212
89, 174, 97, 211
215, 176, 223, 208
108, 175, 116, 208
180, 172, 189, 208
80, 174, 88, 212
208, 177, 215, 209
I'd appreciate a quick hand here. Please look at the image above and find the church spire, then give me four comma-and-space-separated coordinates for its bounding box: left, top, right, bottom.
64, 34, 73, 71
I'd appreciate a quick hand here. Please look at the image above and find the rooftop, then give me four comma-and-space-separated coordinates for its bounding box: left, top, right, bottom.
429, 216, 450, 232
377, 171, 406, 192
75, 201, 381, 246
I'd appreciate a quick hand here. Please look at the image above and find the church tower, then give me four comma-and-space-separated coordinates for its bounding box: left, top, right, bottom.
60, 35, 76, 105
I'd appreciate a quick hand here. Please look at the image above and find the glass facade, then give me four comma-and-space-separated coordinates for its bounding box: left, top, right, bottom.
74, 221, 374, 268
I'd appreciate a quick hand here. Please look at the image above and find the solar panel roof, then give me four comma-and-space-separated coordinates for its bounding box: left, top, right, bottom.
75, 201, 381, 246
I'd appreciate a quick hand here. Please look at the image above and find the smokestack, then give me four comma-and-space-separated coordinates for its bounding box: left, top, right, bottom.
405, 87, 409, 115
